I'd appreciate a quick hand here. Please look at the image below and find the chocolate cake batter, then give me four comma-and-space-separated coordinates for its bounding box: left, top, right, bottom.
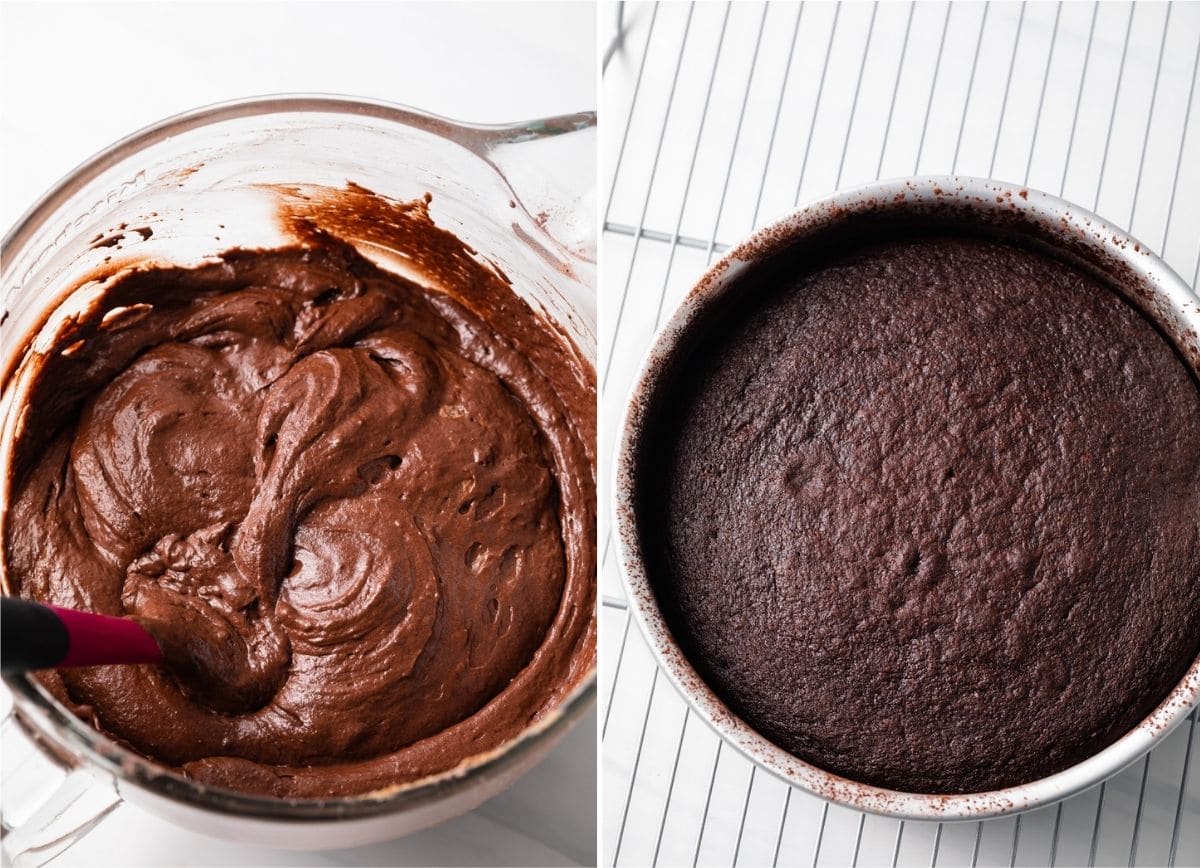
639, 234, 1200, 794
3, 192, 595, 798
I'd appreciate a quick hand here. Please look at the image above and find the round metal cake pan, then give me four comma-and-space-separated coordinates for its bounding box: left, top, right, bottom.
612, 175, 1200, 821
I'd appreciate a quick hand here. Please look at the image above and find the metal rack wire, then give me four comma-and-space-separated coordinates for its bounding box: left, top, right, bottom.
599, 2, 1200, 865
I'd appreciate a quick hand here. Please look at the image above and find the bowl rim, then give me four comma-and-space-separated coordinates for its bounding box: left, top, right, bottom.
1, 92, 596, 268
610, 174, 1200, 821
0, 93, 598, 822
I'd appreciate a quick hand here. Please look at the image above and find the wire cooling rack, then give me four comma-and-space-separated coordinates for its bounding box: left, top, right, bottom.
599, 2, 1200, 865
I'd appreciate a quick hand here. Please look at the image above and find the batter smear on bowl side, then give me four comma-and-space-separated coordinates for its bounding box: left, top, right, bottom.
3, 190, 595, 798
637, 233, 1200, 794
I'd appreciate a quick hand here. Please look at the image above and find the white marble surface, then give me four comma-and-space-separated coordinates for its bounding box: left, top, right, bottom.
0, 2, 597, 865
0, 1, 596, 230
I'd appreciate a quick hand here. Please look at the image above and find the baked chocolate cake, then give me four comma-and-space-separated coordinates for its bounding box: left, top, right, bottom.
638, 233, 1200, 794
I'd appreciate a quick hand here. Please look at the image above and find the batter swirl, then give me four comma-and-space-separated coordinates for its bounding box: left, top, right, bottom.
4, 213, 595, 797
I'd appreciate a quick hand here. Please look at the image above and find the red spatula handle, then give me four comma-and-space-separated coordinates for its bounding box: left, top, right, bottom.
1, 597, 162, 673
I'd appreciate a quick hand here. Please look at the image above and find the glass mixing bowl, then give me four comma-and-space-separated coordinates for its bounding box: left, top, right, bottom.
0, 95, 596, 863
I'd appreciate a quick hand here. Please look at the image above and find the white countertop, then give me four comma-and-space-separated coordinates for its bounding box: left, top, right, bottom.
1, 1, 596, 230
0, 2, 597, 865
